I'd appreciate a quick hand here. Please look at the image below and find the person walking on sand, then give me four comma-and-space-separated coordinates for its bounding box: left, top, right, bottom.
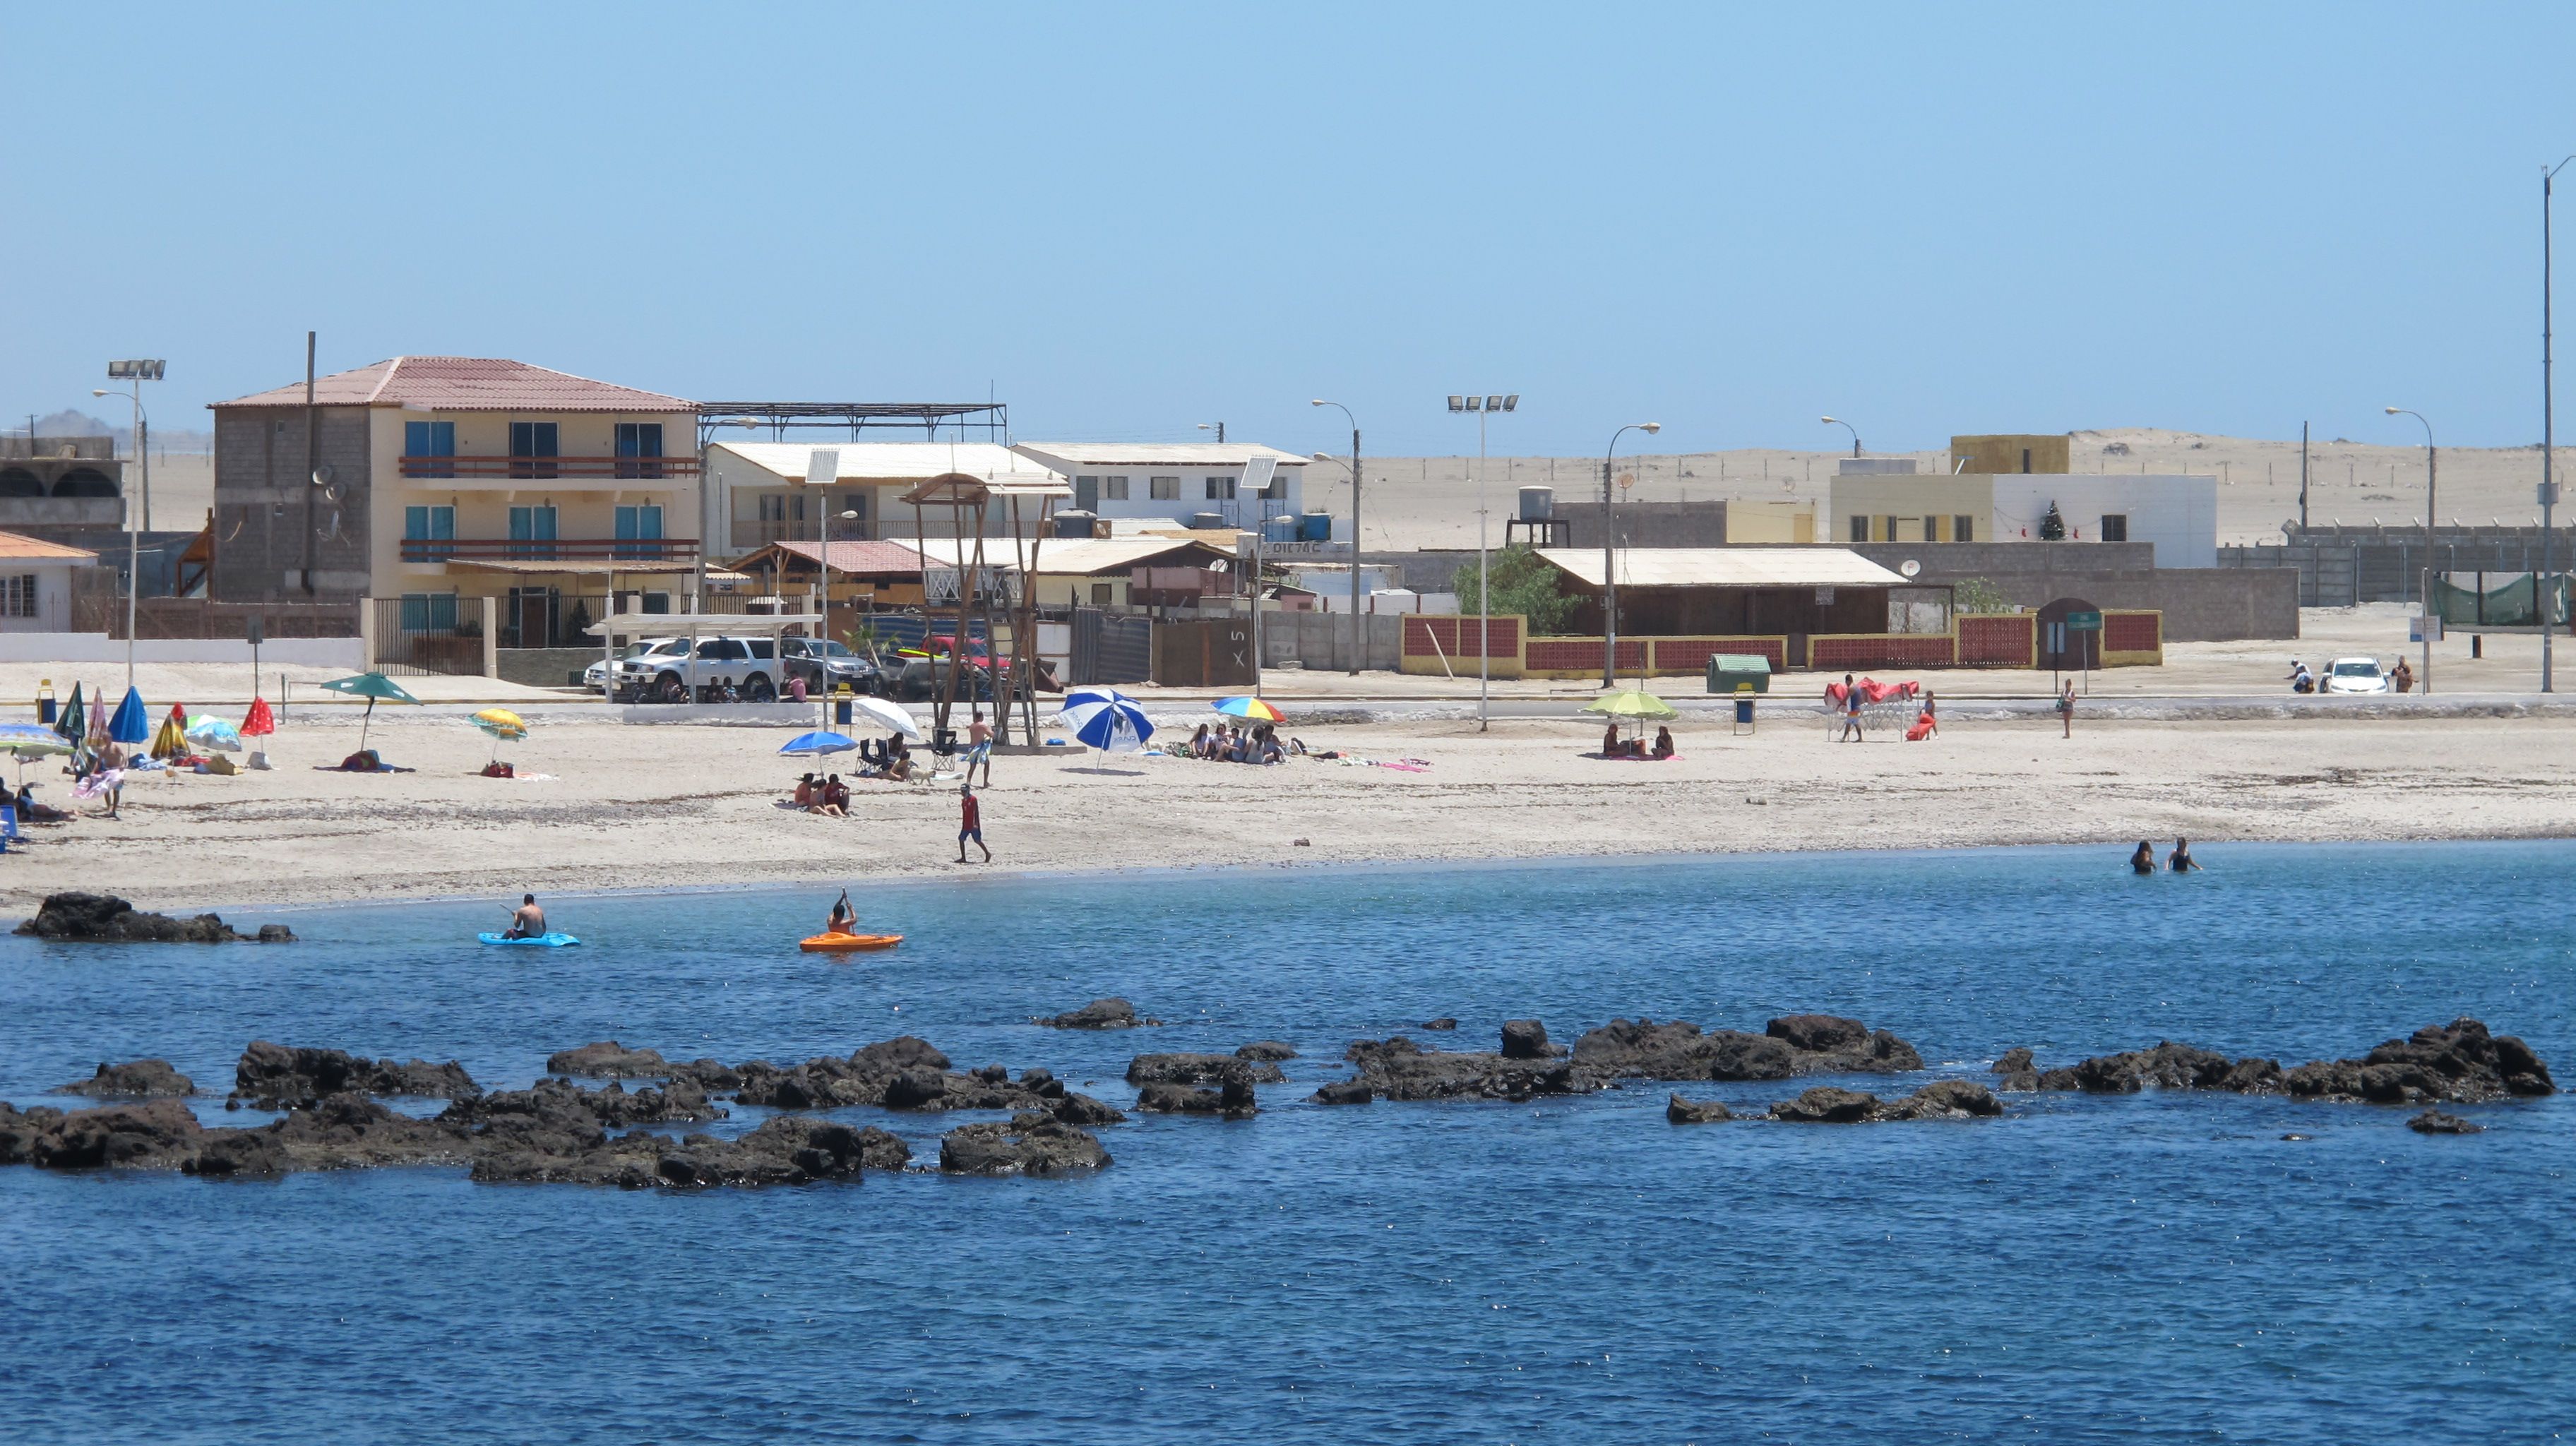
503, 893, 547, 940
2057, 680, 2076, 738
956, 784, 990, 864
1839, 674, 1865, 742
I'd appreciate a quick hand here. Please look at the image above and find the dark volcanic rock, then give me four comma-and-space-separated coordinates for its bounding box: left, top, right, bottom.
184, 1128, 288, 1176
473, 1116, 907, 1188
229, 1041, 479, 1109
544, 1041, 672, 1078
2407, 1109, 2484, 1135
1136, 1063, 1258, 1118
1051, 1091, 1126, 1125
1234, 1041, 1298, 1061
2032, 1018, 2551, 1107
1769, 1087, 1880, 1123
1993, 1047, 2035, 1075
1032, 997, 1159, 1029
938, 1116, 1111, 1175
1500, 1019, 1563, 1060
1312, 1080, 1374, 1105
0, 1102, 67, 1163
15, 892, 290, 943
265, 1094, 471, 1169
1335, 1035, 1604, 1102
1126, 1053, 1287, 1086
447, 1076, 725, 1131
25, 1098, 205, 1167
1665, 1094, 1734, 1123
731, 1036, 997, 1111
1876, 1079, 2004, 1120
1419, 1017, 1459, 1032
56, 1059, 196, 1097
1573, 1015, 1921, 1081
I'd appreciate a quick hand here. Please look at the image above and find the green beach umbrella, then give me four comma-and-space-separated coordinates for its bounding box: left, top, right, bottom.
1580, 689, 1678, 722
318, 672, 420, 757
54, 681, 83, 743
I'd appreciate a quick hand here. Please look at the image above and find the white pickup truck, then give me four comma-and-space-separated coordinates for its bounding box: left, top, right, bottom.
609, 635, 787, 703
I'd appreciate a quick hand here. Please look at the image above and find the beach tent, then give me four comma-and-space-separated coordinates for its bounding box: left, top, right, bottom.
318, 672, 419, 757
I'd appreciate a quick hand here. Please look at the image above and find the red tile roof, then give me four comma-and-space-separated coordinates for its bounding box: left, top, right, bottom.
760, 539, 929, 575
0, 530, 98, 562
211, 357, 695, 413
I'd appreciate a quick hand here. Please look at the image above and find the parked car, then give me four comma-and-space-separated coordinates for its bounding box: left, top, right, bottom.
778, 635, 883, 696
614, 635, 787, 703
893, 655, 996, 704
2322, 657, 2390, 695
585, 638, 675, 693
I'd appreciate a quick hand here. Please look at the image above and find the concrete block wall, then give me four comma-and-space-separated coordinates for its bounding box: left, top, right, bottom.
1262, 610, 1404, 671
210, 405, 374, 604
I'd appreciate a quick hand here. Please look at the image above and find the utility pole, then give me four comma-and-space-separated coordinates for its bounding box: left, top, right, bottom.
1312, 401, 1361, 676
2298, 422, 2309, 533
302, 332, 318, 597
1450, 394, 1518, 731
2546, 157, 2572, 691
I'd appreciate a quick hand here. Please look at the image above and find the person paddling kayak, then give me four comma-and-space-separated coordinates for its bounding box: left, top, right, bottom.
503, 893, 546, 940
827, 889, 856, 936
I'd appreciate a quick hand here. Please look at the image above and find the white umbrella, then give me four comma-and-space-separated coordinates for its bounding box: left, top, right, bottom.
848, 694, 923, 740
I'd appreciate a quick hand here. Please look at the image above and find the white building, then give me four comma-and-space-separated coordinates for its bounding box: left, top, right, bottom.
1008, 443, 1309, 530
705, 442, 1073, 552
0, 530, 97, 631
1830, 469, 2218, 566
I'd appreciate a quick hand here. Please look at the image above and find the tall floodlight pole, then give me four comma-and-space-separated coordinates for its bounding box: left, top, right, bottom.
1449, 393, 1520, 731
2544, 157, 2575, 691
2385, 407, 2436, 696
1820, 415, 1861, 458
1311, 400, 1361, 676
96, 360, 163, 690
806, 448, 840, 728
1601, 421, 1663, 688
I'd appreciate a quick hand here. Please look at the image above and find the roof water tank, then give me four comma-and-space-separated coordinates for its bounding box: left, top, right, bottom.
1298, 512, 1333, 542
1188, 511, 1226, 531
1051, 510, 1096, 539
1518, 486, 1554, 522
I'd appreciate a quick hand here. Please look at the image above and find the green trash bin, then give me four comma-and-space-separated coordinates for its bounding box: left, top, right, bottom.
1707, 654, 1772, 695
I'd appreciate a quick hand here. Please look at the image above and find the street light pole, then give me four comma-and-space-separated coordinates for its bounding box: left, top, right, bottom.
2386, 407, 2435, 696
806, 448, 840, 726
1449, 393, 1519, 731
1820, 415, 1861, 458
2545, 157, 2574, 692
1311, 400, 1361, 676
1601, 422, 1662, 688
95, 371, 157, 691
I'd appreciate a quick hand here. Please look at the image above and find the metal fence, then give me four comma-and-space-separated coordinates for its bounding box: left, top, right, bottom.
2221, 534, 2575, 608
369, 597, 485, 676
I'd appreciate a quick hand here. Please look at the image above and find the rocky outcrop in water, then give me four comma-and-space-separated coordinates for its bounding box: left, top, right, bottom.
544, 1041, 673, 1078
1126, 1053, 1287, 1087
1991, 1047, 2039, 1091
229, 1041, 480, 1109
14, 892, 294, 943
2407, 1108, 2483, 1135
1325, 1024, 1604, 1102
447, 1075, 724, 1130
1572, 1015, 1923, 1082
1032, 998, 1160, 1029
1665, 1094, 1734, 1123
938, 1113, 1111, 1175
1419, 1017, 1459, 1032
1135, 1060, 1258, 1118
2028, 1018, 2553, 1106
55, 1060, 195, 1097
473, 1116, 908, 1189
1234, 1041, 1298, 1061
1768, 1079, 2002, 1123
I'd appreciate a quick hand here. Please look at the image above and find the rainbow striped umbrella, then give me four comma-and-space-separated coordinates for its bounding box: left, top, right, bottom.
1211, 695, 1284, 722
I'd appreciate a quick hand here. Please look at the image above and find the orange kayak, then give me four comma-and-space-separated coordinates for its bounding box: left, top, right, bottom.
800, 931, 904, 953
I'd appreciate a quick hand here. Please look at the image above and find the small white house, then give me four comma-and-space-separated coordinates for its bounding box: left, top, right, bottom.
0, 530, 97, 631
1989, 475, 2219, 567
1009, 443, 1309, 530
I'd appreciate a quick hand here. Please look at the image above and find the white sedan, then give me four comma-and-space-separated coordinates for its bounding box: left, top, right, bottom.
2322, 657, 2390, 695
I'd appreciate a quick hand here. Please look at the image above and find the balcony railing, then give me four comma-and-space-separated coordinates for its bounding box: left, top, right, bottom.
730, 518, 883, 550
400, 537, 703, 564
399, 455, 702, 479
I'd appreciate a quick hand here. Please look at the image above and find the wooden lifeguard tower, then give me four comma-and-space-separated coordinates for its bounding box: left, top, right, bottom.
898, 469, 1071, 748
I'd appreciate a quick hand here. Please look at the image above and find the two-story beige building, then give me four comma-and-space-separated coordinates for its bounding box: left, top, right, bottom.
210, 357, 700, 649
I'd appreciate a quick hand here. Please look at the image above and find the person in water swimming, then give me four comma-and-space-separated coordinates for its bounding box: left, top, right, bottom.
2129, 840, 2156, 876
2167, 837, 2200, 873
503, 892, 546, 939
827, 888, 855, 935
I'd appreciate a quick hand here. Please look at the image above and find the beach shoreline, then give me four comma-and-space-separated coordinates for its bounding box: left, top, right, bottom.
13, 709, 2574, 916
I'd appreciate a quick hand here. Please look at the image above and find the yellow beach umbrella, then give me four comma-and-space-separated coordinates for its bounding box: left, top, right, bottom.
1580, 689, 1678, 722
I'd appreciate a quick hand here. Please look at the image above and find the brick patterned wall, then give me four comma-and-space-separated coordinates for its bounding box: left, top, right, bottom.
1955, 613, 2035, 667
1402, 614, 1522, 660
1810, 634, 1957, 671
1649, 636, 1786, 671
1527, 637, 1644, 673
2104, 611, 2159, 654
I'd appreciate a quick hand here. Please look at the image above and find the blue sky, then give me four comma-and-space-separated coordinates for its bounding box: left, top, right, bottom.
6, 2, 2575, 455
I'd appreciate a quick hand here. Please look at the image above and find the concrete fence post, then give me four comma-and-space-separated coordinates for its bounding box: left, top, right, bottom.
481, 595, 499, 679
357, 597, 376, 669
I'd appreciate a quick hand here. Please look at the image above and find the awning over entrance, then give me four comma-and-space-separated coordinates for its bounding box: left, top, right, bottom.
1534, 546, 1907, 589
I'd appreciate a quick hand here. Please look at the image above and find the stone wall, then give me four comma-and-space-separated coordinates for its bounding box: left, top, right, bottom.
495, 647, 602, 689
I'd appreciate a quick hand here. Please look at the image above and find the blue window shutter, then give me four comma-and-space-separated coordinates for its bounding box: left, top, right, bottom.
640, 504, 662, 539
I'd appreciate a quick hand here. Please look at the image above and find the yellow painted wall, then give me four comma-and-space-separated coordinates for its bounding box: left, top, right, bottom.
1949, 434, 2070, 474
1826, 474, 1993, 544
1725, 500, 1817, 544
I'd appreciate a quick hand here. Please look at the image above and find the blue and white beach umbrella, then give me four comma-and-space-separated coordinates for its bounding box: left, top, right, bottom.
1057, 686, 1152, 758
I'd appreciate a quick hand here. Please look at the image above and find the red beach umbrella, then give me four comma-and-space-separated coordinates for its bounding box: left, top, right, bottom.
242, 697, 275, 737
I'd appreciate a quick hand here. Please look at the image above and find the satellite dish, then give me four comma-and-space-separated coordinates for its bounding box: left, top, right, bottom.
311, 464, 335, 486
1900, 559, 1921, 578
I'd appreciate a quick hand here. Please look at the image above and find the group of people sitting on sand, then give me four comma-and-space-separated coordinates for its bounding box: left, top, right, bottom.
793, 772, 854, 816
1185, 722, 1298, 765
852, 732, 917, 782
1601, 724, 1676, 759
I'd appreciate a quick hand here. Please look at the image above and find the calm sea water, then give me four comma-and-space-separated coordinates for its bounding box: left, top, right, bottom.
4, 843, 2571, 1445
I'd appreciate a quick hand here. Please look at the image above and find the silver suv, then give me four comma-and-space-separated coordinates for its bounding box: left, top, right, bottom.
614, 635, 787, 703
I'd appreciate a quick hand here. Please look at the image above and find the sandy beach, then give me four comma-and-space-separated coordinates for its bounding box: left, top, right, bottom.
11, 696, 2570, 916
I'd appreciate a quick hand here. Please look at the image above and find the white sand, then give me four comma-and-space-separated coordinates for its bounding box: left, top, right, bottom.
12, 704, 2570, 916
